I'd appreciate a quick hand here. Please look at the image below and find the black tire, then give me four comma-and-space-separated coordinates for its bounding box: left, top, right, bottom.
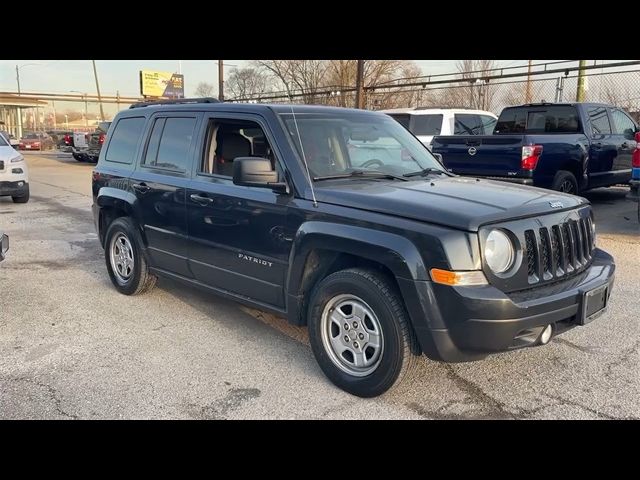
12, 185, 29, 204
104, 217, 156, 295
72, 153, 83, 162
552, 170, 579, 195
307, 268, 418, 398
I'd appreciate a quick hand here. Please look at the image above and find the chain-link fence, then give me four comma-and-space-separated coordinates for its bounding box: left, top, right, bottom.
232, 64, 640, 118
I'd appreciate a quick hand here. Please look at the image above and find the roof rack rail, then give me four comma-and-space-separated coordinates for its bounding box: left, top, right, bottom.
129, 97, 221, 109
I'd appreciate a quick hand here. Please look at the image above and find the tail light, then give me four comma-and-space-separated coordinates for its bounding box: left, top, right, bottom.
633, 150, 640, 168
99, 133, 106, 145
521, 145, 543, 170
64, 134, 71, 145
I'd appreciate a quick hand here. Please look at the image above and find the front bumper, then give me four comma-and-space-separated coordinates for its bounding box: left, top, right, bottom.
401, 248, 615, 362
0, 180, 29, 197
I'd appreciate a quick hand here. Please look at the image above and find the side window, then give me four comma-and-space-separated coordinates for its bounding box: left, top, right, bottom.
411, 114, 443, 136
588, 107, 612, 135
454, 114, 483, 135
105, 117, 145, 164
199, 118, 276, 178
143, 118, 165, 166
610, 109, 636, 139
479, 115, 497, 134
144, 117, 196, 171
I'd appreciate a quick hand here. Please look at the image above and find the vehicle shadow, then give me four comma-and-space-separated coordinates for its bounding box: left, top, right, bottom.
581, 187, 639, 239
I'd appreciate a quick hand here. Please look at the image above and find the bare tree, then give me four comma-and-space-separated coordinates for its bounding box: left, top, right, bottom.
438, 60, 497, 110
253, 60, 329, 104
225, 67, 272, 100
194, 82, 215, 98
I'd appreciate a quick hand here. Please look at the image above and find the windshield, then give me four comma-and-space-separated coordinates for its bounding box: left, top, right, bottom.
279, 111, 444, 179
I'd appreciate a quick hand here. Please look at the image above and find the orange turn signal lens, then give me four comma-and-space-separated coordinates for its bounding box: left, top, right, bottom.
430, 268, 488, 286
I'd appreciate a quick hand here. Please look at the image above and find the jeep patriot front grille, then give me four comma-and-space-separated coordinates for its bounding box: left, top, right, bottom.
524, 216, 594, 284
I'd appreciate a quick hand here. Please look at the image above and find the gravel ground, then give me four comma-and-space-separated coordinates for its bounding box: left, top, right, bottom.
0, 152, 637, 419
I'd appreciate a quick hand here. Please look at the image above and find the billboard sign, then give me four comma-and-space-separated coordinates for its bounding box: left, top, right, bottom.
139, 70, 184, 98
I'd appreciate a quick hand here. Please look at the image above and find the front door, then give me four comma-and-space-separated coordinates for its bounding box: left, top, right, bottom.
186, 114, 294, 308
131, 113, 201, 278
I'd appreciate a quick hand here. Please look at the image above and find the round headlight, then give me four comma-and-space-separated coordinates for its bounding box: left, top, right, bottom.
485, 229, 515, 274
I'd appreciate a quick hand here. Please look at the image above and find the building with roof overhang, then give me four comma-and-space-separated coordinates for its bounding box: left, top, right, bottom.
0, 94, 48, 139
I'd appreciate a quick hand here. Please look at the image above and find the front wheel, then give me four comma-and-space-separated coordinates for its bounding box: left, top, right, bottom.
104, 217, 156, 295
307, 268, 418, 397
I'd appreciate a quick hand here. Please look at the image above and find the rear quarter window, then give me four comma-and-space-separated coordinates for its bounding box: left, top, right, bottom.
495, 106, 580, 134
104, 117, 146, 164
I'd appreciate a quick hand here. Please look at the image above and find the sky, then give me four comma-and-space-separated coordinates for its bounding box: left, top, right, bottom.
0, 60, 537, 98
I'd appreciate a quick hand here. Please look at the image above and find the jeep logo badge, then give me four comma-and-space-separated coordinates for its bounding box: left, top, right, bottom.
549, 201, 563, 209
468, 147, 477, 156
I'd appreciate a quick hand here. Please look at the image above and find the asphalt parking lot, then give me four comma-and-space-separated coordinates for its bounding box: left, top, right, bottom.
0, 152, 638, 419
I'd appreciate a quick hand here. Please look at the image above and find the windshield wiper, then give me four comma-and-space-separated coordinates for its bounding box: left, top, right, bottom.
314, 170, 409, 182
403, 167, 451, 178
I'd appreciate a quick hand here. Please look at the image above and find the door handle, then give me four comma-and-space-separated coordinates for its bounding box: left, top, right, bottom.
190, 194, 214, 205
132, 182, 150, 194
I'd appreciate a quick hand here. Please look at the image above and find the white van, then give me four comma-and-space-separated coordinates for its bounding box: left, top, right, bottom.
380, 107, 498, 148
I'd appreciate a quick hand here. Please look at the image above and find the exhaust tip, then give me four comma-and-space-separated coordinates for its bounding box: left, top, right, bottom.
539, 324, 553, 345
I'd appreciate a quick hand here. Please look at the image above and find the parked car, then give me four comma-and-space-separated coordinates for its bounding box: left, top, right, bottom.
84, 121, 111, 163
19, 132, 55, 151
431, 102, 638, 194
0, 231, 8, 262
0, 132, 29, 203
92, 99, 614, 398
0, 130, 20, 149
47, 130, 73, 148
381, 107, 498, 148
627, 131, 640, 222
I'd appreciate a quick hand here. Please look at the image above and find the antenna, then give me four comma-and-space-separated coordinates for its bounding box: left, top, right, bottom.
289, 103, 318, 208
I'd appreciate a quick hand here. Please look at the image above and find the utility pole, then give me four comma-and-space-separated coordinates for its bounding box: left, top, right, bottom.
576, 60, 587, 102
92, 60, 105, 121
355, 60, 365, 109
218, 60, 224, 101
16, 65, 21, 95
525, 60, 532, 103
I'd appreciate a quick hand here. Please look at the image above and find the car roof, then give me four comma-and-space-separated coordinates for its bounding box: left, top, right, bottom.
120, 101, 386, 118
379, 107, 497, 117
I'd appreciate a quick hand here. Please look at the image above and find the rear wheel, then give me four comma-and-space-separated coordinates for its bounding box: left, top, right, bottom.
307, 268, 418, 398
552, 170, 579, 195
72, 153, 83, 162
104, 217, 156, 295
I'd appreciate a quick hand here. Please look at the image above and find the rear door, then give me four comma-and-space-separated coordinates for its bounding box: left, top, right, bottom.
585, 105, 616, 187
130, 113, 201, 278
609, 107, 637, 183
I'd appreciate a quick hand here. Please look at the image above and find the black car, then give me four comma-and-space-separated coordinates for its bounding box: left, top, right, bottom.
91, 99, 615, 398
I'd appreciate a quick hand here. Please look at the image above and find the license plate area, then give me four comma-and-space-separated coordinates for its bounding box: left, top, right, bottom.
580, 283, 608, 325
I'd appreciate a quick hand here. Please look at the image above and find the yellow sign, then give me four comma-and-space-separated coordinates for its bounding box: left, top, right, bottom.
139, 70, 185, 98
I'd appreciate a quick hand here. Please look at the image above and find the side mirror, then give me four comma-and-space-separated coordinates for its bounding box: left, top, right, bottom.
0, 233, 8, 262
233, 157, 288, 193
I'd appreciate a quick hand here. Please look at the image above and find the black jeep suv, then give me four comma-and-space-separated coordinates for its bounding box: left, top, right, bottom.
91, 99, 615, 397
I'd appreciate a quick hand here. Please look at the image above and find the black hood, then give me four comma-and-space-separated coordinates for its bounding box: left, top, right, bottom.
314, 176, 588, 231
